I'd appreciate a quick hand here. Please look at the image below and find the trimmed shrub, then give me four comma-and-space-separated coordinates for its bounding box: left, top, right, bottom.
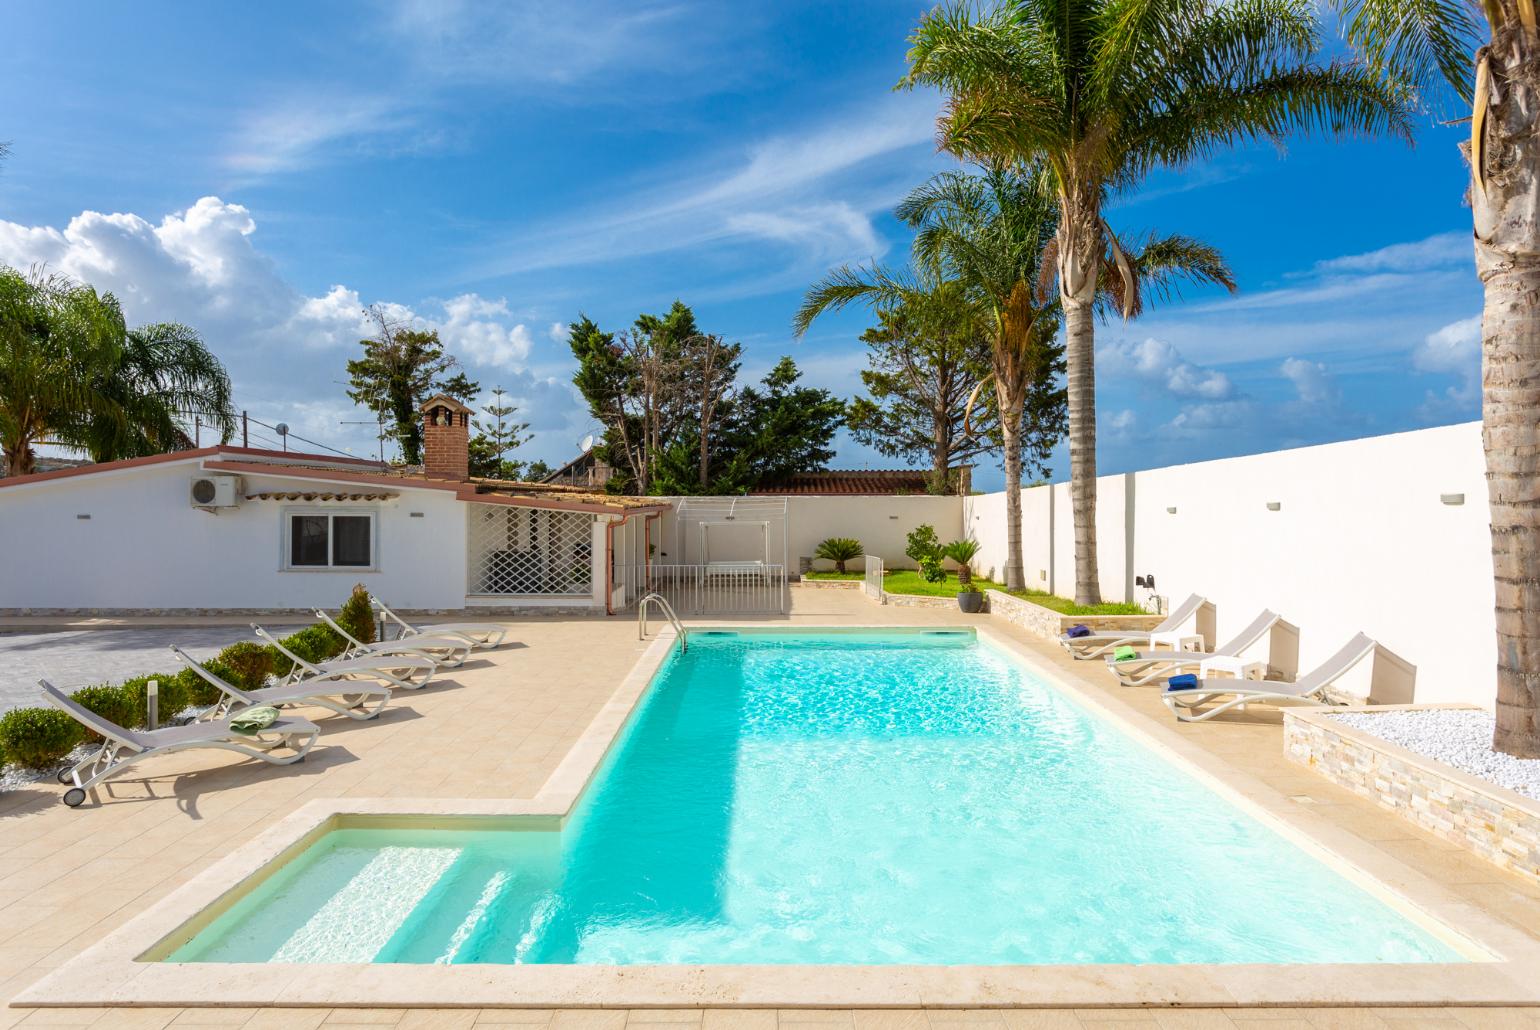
176, 661, 229, 707
279, 624, 345, 668
0, 707, 83, 768
337, 584, 376, 645
217, 641, 275, 690
118, 674, 190, 725
69, 683, 141, 740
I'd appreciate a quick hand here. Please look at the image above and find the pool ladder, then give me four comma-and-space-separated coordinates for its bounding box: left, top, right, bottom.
637, 592, 688, 651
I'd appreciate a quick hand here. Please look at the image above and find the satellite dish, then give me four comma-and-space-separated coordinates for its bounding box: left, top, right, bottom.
579, 434, 595, 452
275, 423, 289, 437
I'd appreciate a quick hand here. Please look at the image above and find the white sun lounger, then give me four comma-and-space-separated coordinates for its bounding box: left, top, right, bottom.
1105, 609, 1283, 686
1161, 633, 1376, 723
312, 609, 472, 668
171, 645, 391, 721
41, 679, 319, 808
370, 596, 507, 650
253, 624, 435, 691
1059, 593, 1209, 660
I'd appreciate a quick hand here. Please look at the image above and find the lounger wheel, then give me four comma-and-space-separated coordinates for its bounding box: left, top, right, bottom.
62, 787, 86, 808
56, 767, 74, 785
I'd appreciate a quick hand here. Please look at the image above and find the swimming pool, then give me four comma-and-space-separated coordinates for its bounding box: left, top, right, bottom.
169, 630, 1465, 965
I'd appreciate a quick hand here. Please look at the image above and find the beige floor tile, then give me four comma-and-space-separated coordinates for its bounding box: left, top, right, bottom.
1450, 1010, 1540, 1030
240, 1011, 332, 1030
625, 1014, 703, 1025
699, 1012, 775, 1030
1153, 1013, 1239, 1030
168, 1013, 261, 1027
851, 1011, 929, 1030
778, 1016, 855, 1027
90, 1009, 185, 1030
472, 1012, 554, 1026
16, 1011, 105, 1027
320, 1011, 404, 1027
396, 1013, 478, 1030
999, 1013, 1085, 1030
548, 1015, 627, 1030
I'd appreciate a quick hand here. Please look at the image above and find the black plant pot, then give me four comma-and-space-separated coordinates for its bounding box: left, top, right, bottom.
957, 590, 984, 614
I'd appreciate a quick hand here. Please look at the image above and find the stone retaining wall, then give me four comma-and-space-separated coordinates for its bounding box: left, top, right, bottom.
984, 590, 1165, 642
1285, 705, 1540, 885
884, 592, 964, 612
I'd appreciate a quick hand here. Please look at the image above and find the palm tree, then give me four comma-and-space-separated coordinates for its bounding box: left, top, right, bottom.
902, 0, 1413, 604
1324, 0, 1536, 757
797, 168, 1060, 592
798, 166, 1230, 594
68, 322, 236, 462
0, 268, 124, 476
0, 267, 235, 476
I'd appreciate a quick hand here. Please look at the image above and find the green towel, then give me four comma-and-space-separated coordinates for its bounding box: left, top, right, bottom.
1112, 645, 1139, 662
230, 706, 280, 735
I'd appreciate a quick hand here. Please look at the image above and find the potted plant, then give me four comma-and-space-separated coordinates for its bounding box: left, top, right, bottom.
943, 538, 984, 613
814, 536, 863, 574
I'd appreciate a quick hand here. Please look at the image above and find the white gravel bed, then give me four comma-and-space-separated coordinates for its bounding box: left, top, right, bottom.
1331, 708, 1540, 803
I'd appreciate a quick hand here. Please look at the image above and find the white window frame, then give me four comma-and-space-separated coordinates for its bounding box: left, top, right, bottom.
280, 507, 379, 572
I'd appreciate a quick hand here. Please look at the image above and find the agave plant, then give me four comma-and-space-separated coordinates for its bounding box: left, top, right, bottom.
943, 538, 983, 589
814, 537, 864, 574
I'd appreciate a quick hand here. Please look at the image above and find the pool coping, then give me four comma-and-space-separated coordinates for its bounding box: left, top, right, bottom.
12, 624, 1540, 1011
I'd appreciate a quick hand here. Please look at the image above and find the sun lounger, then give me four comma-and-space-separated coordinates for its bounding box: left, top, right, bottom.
1059, 593, 1209, 660
171, 645, 390, 721
41, 679, 318, 808
1105, 609, 1283, 686
370, 596, 507, 650
312, 609, 471, 668
1161, 633, 1376, 722
253, 624, 435, 691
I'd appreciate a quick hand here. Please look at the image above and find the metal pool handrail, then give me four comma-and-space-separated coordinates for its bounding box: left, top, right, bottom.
638, 592, 688, 651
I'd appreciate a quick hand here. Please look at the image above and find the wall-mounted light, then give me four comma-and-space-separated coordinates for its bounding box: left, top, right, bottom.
1039, 570, 1048, 581
1266, 501, 1282, 512
1441, 493, 1465, 506
889, 514, 899, 520
75, 514, 91, 520
1166, 506, 1177, 514
409, 512, 425, 518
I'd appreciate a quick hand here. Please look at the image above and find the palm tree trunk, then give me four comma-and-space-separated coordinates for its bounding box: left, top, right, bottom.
932, 411, 951, 495
1059, 196, 1103, 606
1476, 25, 1540, 757
1000, 384, 1026, 592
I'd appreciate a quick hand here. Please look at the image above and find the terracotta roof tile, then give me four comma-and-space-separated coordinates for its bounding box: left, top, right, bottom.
751, 469, 941, 496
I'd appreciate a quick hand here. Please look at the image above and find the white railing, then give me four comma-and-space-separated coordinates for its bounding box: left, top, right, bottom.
637, 592, 688, 650
863, 555, 885, 604
616, 562, 787, 615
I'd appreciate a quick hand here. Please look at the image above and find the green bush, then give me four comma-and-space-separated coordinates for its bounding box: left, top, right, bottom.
279, 624, 345, 668
175, 661, 228, 707
217, 641, 275, 689
813, 537, 863, 574
337, 584, 376, 645
68, 683, 141, 740
0, 707, 83, 768
118, 674, 190, 725
905, 524, 942, 567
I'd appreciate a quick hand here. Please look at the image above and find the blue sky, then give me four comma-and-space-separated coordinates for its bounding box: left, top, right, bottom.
0, 1, 1482, 489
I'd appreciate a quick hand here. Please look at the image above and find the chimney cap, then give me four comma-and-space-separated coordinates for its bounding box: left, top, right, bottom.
421, 393, 474, 416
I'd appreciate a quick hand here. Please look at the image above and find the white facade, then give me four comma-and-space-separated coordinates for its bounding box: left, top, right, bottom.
964, 422, 1497, 709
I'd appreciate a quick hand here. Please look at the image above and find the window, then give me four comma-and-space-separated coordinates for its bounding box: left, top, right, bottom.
286, 511, 375, 570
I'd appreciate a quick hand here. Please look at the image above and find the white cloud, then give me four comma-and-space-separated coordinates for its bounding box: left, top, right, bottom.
1279, 357, 1339, 408
548, 322, 569, 343
1098, 337, 1234, 399
1413, 315, 1481, 374
223, 96, 421, 177
471, 92, 937, 279
0, 197, 558, 458
1313, 231, 1470, 275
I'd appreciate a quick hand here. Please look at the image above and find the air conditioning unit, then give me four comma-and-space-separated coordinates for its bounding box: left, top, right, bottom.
190, 474, 241, 508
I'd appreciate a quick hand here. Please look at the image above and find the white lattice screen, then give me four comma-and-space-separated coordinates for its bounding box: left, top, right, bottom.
467, 504, 594, 595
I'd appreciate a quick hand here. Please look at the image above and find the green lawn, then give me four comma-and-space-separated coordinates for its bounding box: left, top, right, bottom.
804, 568, 1146, 614
880, 570, 1002, 597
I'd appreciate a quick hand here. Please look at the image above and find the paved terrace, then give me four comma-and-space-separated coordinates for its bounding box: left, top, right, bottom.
1, 589, 1538, 1029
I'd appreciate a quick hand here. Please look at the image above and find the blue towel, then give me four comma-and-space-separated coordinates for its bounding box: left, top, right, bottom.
1066, 624, 1092, 639
1166, 673, 1199, 692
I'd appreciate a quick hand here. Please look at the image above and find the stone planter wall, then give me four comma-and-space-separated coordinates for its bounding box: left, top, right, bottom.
885, 592, 966, 612
984, 590, 1165, 642
1285, 705, 1540, 885
791, 579, 863, 591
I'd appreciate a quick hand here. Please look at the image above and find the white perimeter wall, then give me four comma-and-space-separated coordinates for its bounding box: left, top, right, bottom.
651, 495, 963, 570
965, 422, 1497, 708
0, 460, 469, 611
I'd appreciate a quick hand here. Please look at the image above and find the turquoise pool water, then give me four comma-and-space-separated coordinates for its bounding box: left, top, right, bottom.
171, 631, 1465, 965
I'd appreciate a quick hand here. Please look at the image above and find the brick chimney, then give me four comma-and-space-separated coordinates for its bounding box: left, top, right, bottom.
421, 394, 473, 480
